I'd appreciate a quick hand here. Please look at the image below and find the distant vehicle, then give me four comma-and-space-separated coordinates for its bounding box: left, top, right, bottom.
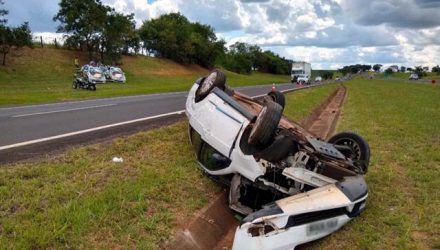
409, 73, 419, 80
80, 65, 106, 84
291, 62, 311, 84
335, 77, 341, 81
315, 76, 322, 82
108, 67, 126, 83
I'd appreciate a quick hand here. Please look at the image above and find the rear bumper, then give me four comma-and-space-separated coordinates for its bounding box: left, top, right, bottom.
232, 176, 368, 249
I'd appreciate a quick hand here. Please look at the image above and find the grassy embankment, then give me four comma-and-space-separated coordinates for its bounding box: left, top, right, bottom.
0, 47, 289, 106
310, 79, 439, 249
0, 84, 337, 249
1, 79, 438, 248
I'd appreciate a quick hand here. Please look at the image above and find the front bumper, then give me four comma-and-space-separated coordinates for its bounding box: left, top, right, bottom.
232, 176, 368, 249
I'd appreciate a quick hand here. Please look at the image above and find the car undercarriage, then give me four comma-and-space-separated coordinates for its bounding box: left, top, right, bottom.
185, 70, 370, 249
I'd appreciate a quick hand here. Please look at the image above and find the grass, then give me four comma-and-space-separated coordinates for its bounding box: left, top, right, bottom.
0, 84, 335, 249
283, 84, 339, 121
0, 123, 220, 249
309, 79, 440, 249
381, 71, 440, 80
3, 79, 437, 248
0, 47, 289, 106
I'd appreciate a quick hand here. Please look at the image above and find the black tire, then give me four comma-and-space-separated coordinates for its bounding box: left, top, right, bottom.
267, 91, 285, 109
72, 81, 78, 89
90, 85, 96, 91
195, 69, 226, 101
328, 132, 370, 174
248, 100, 283, 147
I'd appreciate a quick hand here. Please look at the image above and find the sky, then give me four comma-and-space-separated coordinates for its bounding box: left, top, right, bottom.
3, 0, 440, 69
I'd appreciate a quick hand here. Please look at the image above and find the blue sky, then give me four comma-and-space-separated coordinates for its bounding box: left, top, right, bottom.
4, 0, 440, 69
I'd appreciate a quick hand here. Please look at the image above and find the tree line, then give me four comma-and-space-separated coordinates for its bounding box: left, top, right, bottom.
53, 0, 291, 74
0, 0, 32, 65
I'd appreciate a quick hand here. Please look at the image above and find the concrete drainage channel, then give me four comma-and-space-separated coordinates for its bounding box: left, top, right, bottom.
166, 85, 347, 250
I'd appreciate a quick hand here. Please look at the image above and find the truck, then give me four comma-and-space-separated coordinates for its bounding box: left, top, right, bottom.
291, 62, 312, 84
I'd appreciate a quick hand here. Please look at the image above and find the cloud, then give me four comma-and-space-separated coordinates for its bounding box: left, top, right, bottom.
341, 0, 440, 28
3, 0, 440, 68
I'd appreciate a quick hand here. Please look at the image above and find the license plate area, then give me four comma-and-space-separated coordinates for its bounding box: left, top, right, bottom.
306, 218, 338, 236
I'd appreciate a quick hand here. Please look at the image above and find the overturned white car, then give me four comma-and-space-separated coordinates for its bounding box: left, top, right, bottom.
185, 70, 370, 249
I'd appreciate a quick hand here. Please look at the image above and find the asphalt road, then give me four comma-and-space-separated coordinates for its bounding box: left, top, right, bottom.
0, 83, 302, 151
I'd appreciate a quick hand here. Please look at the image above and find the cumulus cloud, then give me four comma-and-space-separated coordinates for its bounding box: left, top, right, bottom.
3, 0, 440, 68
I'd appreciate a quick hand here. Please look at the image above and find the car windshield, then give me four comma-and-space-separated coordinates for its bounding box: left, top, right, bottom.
89, 67, 102, 75
112, 68, 123, 74
297, 74, 306, 77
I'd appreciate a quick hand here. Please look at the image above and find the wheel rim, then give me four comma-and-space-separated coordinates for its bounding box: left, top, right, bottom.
249, 106, 267, 143
200, 72, 217, 94
334, 138, 362, 160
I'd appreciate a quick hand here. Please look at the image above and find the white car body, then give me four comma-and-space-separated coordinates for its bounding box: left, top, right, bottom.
109, 67, 126, 83
81, 65, 106, 83
409, 73, 419, 80
315, 76, 322, 82
185, 79, 368, 249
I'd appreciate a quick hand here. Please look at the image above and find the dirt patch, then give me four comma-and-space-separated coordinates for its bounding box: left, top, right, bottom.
164, 191, 238, 250
301, 85, 346, 139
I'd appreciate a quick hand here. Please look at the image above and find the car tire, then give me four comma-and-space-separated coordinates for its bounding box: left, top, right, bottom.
72, 81, 78, 89
195, 69, 226, 101
267, 91, 285, 109
248, 100, 283, 147
328, 132, 370, 174
90, 85, 96, 91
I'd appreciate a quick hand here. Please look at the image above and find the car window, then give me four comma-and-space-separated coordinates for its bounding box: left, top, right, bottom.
190, 126, 230, 171
112, 68, 123, 74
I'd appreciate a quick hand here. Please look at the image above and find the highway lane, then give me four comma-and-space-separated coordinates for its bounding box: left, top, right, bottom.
0, 83, 301, 149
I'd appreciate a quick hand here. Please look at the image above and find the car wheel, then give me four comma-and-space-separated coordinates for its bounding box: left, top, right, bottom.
248, 100, 283, 147
72, 81, 78, 89
90, 85, 96, 91
267, 91, 285, 109
328, 132, 370, 174
195, 69, 226, 101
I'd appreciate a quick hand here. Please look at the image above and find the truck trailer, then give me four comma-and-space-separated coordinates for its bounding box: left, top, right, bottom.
291, 62, 312, 84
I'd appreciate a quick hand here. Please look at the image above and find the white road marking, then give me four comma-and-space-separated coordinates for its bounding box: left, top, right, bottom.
0, 84, 312, 151
0, 110, 185, 150
12, 104, 116, 118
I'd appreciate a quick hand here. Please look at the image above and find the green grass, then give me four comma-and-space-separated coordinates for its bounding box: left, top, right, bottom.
309, 79, 440, 249
3, 80, 436, 249
0, 123, 220, 249
283, 84, 339, 121
0, 85, 331, 249
0, 47, 289, 106
381, 71, 440, 80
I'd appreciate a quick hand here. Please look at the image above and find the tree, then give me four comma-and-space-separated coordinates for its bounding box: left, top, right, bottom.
321, 71, 334, 80
373, 64, 382, 72
0, 1, 32, 66
54, 0, 109, 59
414, 66, 427, 78
139, 13, 224, 67
384, 67, 394, 75
99, 12, 136, 63
400, 66, 406, 72
432, 65, 440, 75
